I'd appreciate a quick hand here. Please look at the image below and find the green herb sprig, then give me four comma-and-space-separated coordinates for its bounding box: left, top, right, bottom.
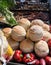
0, 0, 18, 26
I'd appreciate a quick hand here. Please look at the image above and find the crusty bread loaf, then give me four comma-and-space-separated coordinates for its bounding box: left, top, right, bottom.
18, 18, 30, 31
20, 39, 34, 53
2, 28, 12, 38
11, 25, 26, 41
27, 25, 44, 41
34, 40, 49, 57
7, 37, 19, 50
42, 24, 50, 31
31, 19, 44, 26
31, 19, 50, 31
42, 31, 51, 42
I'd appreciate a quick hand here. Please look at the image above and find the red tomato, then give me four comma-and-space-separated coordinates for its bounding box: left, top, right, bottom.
45, 56, 51, 65
48, 39, 51, 49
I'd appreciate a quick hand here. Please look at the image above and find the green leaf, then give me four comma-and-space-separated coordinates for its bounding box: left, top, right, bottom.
0, 0, 15, 8
0, 0, 18, 26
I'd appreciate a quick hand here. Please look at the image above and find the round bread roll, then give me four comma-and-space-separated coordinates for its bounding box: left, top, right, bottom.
42, 31, 51, 42
31, 19, 49, 31
11, 25, 26, 41
20, 39, 34, 53
31, 19, 44, 26
18, 18, 30, 31
2, 28, 12, 38
42, 24, 50, 31
34, 40, 49, 57
7, 37, 19, 50
27, 25, 43, 41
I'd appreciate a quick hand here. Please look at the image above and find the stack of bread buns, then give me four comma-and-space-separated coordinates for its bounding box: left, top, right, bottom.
2, 18, 51, 57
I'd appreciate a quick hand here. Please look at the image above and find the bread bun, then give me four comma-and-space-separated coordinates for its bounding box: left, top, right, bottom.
31, 19, 44, 26
18, 18, 30, 31
43, 31, 51, 42
7, 37, 19, 50
20, 39, 34, 53
27, 25, 43, 41
2, 28, 12, 38
42, 24, 50, 31
34, 40, 49, 57
31, 19, 49, 31
11, 25, 26, 41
